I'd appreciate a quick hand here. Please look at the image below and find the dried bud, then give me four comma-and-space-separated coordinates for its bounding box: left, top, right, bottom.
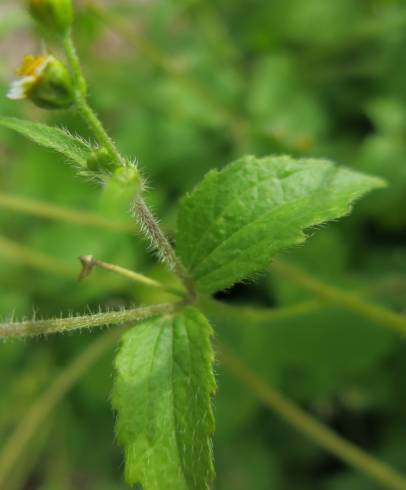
28, 0, 73, 36
7, 55, 76, 110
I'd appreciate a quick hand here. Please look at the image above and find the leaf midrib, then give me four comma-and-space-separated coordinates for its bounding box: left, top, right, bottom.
183, 161, 325, 271
191, 169, 337, 281
170, 316, 190, 490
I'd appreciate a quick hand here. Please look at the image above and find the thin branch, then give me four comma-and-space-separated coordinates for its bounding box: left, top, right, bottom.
0, 330, 120, 487
219, 345, 406, 490
0, 192, 134, 233
78, 254, 186, 298
201, 297, 323, 324
271, 259, 406, 336
6, 422, 53, 490
0, 303, 180, 339
0, 236, 134, 297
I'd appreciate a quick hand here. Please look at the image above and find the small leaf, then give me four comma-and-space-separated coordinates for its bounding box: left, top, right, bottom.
112, 307, 216, 490
177, 155, 385, 293
0, 117, 91, 166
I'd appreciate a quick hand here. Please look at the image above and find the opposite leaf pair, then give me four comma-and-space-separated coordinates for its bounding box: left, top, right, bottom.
0, 116, 385, 490
114, 154, 383, 488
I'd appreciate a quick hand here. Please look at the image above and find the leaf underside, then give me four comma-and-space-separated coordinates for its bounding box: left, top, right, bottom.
112, 307, 216, 490
0, 116, 91, 166
176, 155, 385, 293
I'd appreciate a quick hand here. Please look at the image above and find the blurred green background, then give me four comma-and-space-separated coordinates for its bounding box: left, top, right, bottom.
1, 0, 406, 488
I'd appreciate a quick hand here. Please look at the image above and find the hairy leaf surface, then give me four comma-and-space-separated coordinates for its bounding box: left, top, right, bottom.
112, 307, 216, 490
0, 117, 91, 166
177, 155, 385, 293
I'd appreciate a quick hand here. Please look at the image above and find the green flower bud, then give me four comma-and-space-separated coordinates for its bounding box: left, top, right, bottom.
7, 55, 76, 110
28, 0, 73, 36
112, 166, 142, 189
87, 147, 117, 173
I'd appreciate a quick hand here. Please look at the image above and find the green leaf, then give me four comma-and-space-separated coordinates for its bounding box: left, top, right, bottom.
177, 155, 385, 293
0, 117, 91, 166
112, 307, 216, 490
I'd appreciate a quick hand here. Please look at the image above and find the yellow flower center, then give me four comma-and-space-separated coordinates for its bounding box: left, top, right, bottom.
16, 55, 47, 77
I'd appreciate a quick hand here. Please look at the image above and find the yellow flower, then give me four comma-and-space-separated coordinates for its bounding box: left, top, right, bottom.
7, 54, 76, 109
7, 55, 49, 100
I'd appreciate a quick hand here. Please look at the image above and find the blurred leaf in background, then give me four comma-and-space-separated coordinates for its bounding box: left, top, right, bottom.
0, 0, 405, 489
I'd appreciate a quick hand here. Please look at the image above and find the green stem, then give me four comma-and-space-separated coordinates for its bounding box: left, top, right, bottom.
0, 235, 73, 279
62, 32, 194, 296
63, 34, 125, 166
74, 96, 125, 166
133, 197, 195, 296
219, 345, 406, 490
201, 297, 323, 325
6, 422, 53, 490
271, 259, 406, 336
78, 254, 186, 298
0, 303, 180, 339
63, 34, 87, 95
0, 330, 120, 486
0, 192, 134, 233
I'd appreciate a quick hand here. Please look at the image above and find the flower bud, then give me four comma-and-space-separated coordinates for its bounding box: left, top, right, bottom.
7, 55, 76, 110
110, 166, 142, 192
28, 0, 73, 36
87, 147, 117, 173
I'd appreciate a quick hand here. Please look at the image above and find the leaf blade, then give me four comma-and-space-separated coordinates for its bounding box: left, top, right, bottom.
0, 117, 91, 166
177, 155, 385, 293
112, 307, 216, 490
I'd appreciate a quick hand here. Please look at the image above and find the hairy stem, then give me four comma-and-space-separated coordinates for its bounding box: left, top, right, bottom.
132, 197, 195, 295
63, 32, 193, 295
0, 330, 119, 486
0, 303, 180, 339
63, 34, 87, 96
78, 254, 186, 298
219, 345, 406, 490
64, 33, 126, 167
271, 259, 406, 336
74, 96, 126, 167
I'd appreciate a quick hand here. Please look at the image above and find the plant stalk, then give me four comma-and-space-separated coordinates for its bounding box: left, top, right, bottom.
0, 303, 180, 339
63, 32, 194, 297
220, 345, 406, 490
78, 254, 186, 298
271, 259, 406, 336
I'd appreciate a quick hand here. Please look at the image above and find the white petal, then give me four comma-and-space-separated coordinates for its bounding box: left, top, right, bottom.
6, 76, 34, 100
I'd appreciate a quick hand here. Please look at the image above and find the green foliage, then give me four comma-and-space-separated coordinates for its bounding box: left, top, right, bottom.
112, 307, 216, 489
0, 117, 91, 167
247, 55, 327, 150
1, 0, 406, 489
207, 300, 395, 400
177, 155, 384, 293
